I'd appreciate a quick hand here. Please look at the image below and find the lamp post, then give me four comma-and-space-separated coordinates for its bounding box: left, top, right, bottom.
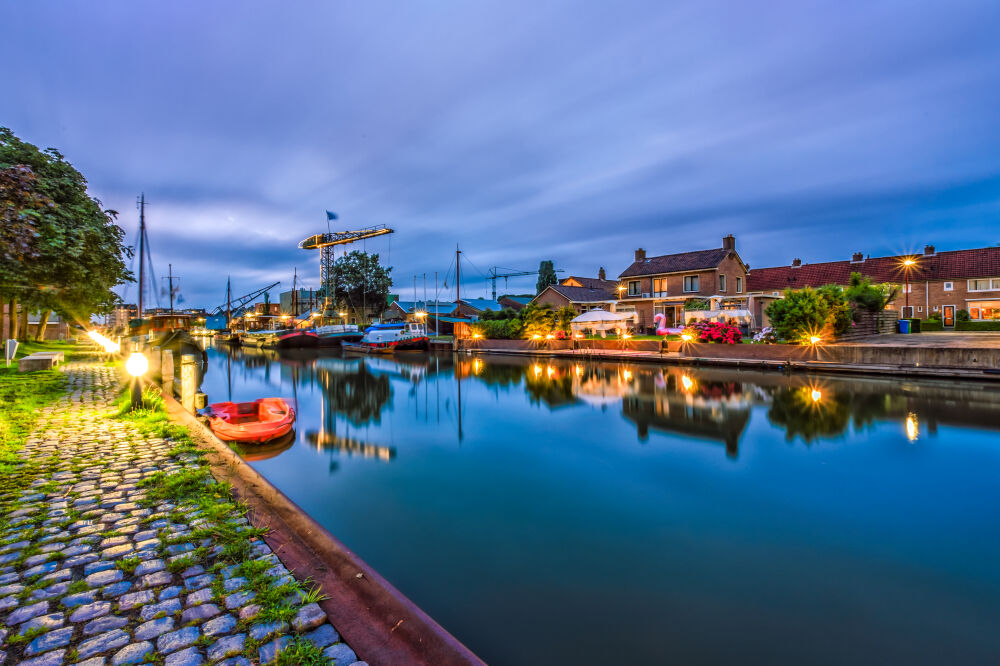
903, 257, 916, 317
125, 351, 148, 409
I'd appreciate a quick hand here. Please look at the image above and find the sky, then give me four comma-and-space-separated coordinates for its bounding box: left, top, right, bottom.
3, 0, 1000, 308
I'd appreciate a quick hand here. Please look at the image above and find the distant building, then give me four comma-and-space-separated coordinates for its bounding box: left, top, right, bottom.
747, 244, 1000, 327
279, 288, 318, 315
532, 285, 617, 315
498, 295, 533, 311
254, 302, 281, 316
454, 298, 503, 318
560, 268, 617, 292
110, 303, 138, 329
386, 300, 454, 321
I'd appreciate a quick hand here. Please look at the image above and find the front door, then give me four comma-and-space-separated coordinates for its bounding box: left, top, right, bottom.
943, 305, 955, 327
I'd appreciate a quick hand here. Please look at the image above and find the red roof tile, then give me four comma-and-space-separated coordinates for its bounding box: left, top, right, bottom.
747, 247, 1000, 292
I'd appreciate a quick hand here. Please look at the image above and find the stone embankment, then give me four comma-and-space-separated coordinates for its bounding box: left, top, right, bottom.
0, 362, 364, 665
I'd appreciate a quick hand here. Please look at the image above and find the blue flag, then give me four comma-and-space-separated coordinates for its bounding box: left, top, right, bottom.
326, 210, 338, 221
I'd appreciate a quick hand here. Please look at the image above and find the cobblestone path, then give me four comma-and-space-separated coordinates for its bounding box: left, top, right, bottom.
0, 363, 365, 666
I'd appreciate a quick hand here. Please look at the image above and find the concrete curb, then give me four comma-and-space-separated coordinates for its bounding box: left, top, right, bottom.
155, 385, 484, 666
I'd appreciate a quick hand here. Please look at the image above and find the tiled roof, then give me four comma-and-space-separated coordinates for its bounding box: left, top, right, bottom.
747, 247, 1000, 292
499, 296, 533, 305
391, 300, 454, 313
561, 276, 618, 290
618, 248, 730, 278
539, 285, 615, 303
459, 298, 503, 312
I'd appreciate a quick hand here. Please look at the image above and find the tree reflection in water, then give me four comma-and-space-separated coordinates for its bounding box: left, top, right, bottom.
317, 362, 392, 426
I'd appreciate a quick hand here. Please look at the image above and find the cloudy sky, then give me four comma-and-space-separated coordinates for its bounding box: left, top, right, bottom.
4, 1, 1000, 307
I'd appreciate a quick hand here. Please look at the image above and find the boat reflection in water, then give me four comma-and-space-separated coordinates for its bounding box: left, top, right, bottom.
236, 430, 296, 462
198, 343, 1000, 666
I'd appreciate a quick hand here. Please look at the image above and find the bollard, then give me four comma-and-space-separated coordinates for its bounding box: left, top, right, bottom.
161, 350, 174, 395
195, 392, 207, 410
181, 354, 197, 413
150, 347, 161, 380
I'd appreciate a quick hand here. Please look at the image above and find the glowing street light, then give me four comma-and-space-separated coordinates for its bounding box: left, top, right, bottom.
681, 333, 693, 342
810, 389, 822, 403
126, 351, 148, 409
901, 256, 918, 317
808, 335, 822, 345
905, 413, 919, 441
681, 374, 694, 392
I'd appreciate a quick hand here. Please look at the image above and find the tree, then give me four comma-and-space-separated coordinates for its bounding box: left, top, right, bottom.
0, 127, 131, 340
329, 250, 392, 322
765, 284, 851, 343
536, 260, 557, 294
519, 302, 555, 338
845, 272, 895, 312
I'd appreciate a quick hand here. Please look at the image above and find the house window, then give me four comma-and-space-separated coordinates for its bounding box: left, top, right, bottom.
901, 284, 912, 293
627, 280, 641, 296
968, 279, 998, 291
736, 277, 743, 293
901, 306, 914, 318
917, 306, 923, 313
718, 275, 726, 292
652, 278, 667, 297
943, 282, 953, 291
683, 275, 699, 292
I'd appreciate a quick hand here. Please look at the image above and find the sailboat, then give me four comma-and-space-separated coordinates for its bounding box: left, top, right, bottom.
215, 277, 240, 346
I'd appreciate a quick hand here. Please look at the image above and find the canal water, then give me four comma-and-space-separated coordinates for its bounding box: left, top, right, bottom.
199, 345, 1000, 665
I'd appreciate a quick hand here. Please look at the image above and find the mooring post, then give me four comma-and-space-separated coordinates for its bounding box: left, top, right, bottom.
181, 354, 196, 413
161, 350, 174, 395
150, 346, 161, 380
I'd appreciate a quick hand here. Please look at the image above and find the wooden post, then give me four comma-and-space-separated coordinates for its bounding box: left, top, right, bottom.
181, 354, 197, 413
161, 350, 174, 396
150, 346, 161, 381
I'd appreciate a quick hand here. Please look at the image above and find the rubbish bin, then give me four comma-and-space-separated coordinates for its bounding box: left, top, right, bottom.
898, 319, 911, 334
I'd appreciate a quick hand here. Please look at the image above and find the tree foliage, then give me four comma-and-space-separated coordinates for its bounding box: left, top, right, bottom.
0, 127, 131, 334
765, 285, 851, 342
844, 272, 895, 312
535, 260, 557, 294
329, 250, 392, 320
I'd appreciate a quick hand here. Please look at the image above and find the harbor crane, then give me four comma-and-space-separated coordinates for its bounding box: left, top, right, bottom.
298, 223, 395, 321
487, 266, 564, 300
210, 281, 280, 318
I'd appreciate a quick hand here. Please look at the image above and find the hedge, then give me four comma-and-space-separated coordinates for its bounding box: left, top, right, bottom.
956, 321, 1000, 331
920, 320, 944, 332
903, 318, 921, 333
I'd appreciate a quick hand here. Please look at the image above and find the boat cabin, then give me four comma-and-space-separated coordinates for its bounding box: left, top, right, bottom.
129, 314, 193, 335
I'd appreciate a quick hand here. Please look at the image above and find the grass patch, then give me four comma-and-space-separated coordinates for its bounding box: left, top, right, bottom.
117, 555, 141, 574
7, 626, 46, 644
67, 579, 89, 594
272, 636, 330, 665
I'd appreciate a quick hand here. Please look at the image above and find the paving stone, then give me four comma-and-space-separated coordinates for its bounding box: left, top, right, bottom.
111, 641, 154, 665
249, 619, 288, 642
75, 658, 107, 666
181, 602, 221, 623
134, 559, 164, 576
23, 561, 58, 577
186, 587, 214, 605
117, 589, 155, 610
24, 625, 74, 656
7, 600, 50, 624
77, 628, 130, 660
258, 636, 292, 664
0, 595, 19, 612
19, 611, 65, 633
0, 583, 25, 596
19, 649, 66, 666
180, 565, 205, 578
184, 573, 213, 590
303, 623, 341, 648
30, 581, 69, 600
324, 642, 359, 665
86, 568, 123, 587
141, 570, 173, 588
164, 646, 205, 666
84, 614, 130, 636
238, 603, 262, 621
135, 615, 175, 640
62, 589, 100, 607
216, 658, 252, 666
292, 602, 327, 632
85, 560, 116, 575
207, 633, 247, 661
102, 580, 133, 598
139, 597, 182, 621
157, 625, 200, 654
160, 585, 183, 600
70, 599, 112, 623
203, 613, 238, 637
224, 590, 255, 610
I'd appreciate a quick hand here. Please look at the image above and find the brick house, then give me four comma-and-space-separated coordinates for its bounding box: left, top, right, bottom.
746, 244, 1000, 327
616, 235, 749, 331
560, 268, 617, 291
498, 295, 532, 311
532, 284, 618, 315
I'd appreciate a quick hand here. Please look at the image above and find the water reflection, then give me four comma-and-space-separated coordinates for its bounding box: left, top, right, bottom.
203, 345, 1000, 463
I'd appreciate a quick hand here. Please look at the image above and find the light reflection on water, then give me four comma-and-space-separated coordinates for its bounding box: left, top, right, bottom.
200, 345, 1000, 665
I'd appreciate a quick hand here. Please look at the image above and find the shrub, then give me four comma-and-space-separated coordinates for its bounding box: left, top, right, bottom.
765, 285, 851, 342
519, 303, 556, 338
926, 312, 941, 321
471, 319, 523, 339
956, 320, 1000, 331
957, 309, 971, 322
921, 319, 944, 331
682, 321, 742, 344
683, 298, 710, 311
845, 272, 895, 312
753, 326, 777, 343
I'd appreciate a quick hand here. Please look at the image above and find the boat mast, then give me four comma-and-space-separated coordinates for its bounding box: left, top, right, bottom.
137, 193, 145, 318
292, 267, 298, 324
225, 276, 231, 330
456, 245, 461, 307
167, 263, 175, 315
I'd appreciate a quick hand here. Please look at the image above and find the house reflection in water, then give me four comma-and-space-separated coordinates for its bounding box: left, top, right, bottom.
621, 369, 751, 458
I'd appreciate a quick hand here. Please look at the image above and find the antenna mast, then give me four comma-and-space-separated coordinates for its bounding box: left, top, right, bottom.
137, 193, 145, 317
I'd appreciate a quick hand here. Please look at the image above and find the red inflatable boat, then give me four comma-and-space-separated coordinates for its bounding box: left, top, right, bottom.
207, 398, 295, 443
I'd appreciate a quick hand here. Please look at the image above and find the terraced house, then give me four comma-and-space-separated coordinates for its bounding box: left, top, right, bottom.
616, 235, 749, 331
746, 244, 1000, 327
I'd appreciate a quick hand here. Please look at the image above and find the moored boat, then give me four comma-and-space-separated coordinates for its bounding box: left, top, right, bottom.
207, 398, 295, 443
313, 324, 364, 347
275, 329, 319, 349
240, 331, 281, 348
215, 331, 241, 346
358, 322, 430, 353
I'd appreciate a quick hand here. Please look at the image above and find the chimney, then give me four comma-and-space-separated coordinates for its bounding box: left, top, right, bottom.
635, 248, 646, 262
851, 252, 864, 263
792, 258, 802, 267
924, 244, 936, 256
598, 267, 606, 280
722, 234, 735, 251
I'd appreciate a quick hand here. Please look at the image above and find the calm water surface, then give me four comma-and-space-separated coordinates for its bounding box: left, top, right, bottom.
199, 345, 1000, 665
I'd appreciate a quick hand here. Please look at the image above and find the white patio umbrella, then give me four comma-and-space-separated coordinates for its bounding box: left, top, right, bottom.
570, 309, 635, 337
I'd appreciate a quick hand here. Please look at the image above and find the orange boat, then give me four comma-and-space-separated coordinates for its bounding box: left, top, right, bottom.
207, 398, 295, 443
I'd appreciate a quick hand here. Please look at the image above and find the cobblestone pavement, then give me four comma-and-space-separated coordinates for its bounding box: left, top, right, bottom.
0, 363, 366, 665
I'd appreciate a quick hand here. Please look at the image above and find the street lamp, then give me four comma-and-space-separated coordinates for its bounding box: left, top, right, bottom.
902, 257, 917, 317
125, 351, 148, 409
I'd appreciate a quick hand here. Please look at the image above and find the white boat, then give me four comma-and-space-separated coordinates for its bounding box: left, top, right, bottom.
347, 322, 430, 354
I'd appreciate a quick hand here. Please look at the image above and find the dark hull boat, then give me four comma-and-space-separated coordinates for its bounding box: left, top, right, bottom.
274, 329, 320, 349
313, 324, 364, 347
214, 331, 241, 346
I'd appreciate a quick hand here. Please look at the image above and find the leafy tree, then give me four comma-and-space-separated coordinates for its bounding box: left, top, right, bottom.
480, 307, 518, 321
519, 302, 555, 338
536, 260, 557, 294
553, 306, 577, 334
328, 250, 392, 322
683, 298, 710, 311
956, 309, 971, 322
765, 284, 851, 343
0, 127, 130, 340
845, 272, 895, 312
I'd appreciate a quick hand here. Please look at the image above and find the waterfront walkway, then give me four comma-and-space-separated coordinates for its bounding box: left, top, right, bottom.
0, 362, 363, 665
